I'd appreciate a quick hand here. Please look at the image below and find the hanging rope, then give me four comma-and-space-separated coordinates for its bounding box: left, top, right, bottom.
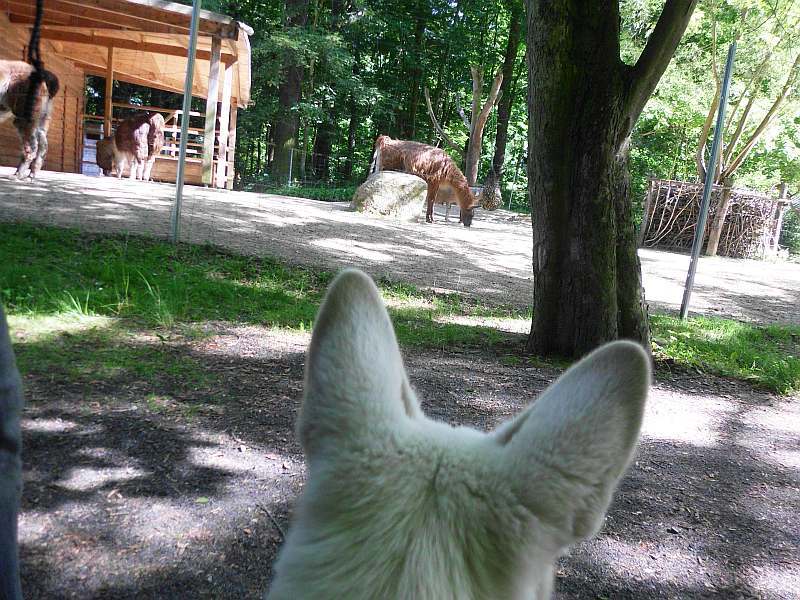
23, 0, 45, 124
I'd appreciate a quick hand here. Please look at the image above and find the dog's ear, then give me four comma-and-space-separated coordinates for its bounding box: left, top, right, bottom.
299, 269, 421, 460
493, 341, 650, 542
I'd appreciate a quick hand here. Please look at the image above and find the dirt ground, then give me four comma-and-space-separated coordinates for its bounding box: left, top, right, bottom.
3, 170, 800, 598
1, 168, 798, 326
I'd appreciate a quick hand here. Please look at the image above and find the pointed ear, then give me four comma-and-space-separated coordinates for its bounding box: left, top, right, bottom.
298, 269, 421, 459
493, 341, 650, 542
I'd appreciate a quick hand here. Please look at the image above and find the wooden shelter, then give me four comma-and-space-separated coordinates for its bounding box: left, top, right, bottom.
0, 0, 252, 188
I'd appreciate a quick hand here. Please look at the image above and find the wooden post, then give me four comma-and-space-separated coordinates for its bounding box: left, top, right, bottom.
104, 47, 114, 138
705, 180, 733, 256
772, 182, 789, 252
215, 60, 233, 188
226, 102, 237, 190
638, 178, 655, 247
202, 36, 222, 185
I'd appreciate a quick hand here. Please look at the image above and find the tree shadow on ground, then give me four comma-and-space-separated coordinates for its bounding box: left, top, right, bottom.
5, 170, 798, 326
15, 324, 800, 598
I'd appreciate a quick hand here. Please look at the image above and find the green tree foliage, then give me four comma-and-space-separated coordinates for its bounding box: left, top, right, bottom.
189, 0, 797, 242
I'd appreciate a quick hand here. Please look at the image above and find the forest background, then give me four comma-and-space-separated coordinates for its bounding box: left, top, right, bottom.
85, 0, 800, 252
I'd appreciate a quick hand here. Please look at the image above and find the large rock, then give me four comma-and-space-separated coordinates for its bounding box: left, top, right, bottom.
350, 171, 427, 220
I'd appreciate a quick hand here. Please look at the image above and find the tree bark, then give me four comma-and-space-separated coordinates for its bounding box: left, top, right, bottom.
526, 0, 696, 358
490, 0, 523, 183
271, 0, 310, 184
465, 67, 503, 185
705, 179, 732, 256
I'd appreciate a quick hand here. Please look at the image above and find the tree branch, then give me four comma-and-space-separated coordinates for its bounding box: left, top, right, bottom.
475, 69, 504, 126
454, 95, 472, 130
695, 83, 720, 181
625, 0, 699, 128
423, 86, 463, 156
470, 65, 483, 138
721, 51, 800, 180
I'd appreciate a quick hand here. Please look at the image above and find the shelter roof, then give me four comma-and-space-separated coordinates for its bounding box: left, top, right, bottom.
1, 0, 252, 106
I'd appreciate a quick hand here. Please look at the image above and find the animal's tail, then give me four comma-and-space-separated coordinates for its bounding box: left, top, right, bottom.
42, 70, 59, 98
369, 135, 390, 174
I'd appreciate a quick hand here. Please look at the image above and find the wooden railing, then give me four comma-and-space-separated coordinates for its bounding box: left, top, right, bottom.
84, 101, 235, 187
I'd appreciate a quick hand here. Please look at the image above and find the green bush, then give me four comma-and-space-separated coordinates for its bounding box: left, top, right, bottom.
780, 207, 800, 255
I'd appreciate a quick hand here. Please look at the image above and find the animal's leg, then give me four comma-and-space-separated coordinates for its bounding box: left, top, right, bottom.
29, 129, 48, 179
14, 119, 38, 179
425, 182, 439, 224
129, 158, 139, 180
116, 156, 125, 179
445, 202, 450, 222
143, 155, 157, 181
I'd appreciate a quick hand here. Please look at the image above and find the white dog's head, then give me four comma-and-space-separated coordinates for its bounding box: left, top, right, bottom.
268, 269, 650, 599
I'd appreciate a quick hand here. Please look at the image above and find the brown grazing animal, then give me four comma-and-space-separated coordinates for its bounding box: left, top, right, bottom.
96, 112, 165, 181
370, 135, 478, 226
0, 60, 59, 180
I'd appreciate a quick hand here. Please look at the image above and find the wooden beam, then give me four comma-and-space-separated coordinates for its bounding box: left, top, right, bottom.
36, 29, 237, 64
226, 102, 238, 190
3, 0, 195, 35
104, 47, 114, 137
5, 0, 131, 31
215, 60, 233, 188
70, 0, 238, 38
202, 36, 222, 185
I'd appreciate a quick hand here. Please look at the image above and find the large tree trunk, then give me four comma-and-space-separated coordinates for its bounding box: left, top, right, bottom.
402, 11, 427, 139
271, 0, 310, 184
526, 0, 696, 357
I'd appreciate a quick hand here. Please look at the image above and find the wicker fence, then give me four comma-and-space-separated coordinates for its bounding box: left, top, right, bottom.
639, 178, 790, 258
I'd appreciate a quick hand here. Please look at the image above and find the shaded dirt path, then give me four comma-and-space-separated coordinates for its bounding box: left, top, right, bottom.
15, 323, 800, 599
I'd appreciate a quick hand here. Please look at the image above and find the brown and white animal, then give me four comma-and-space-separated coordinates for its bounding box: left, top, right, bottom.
96, 112, 165, 181
0, 60, 59, 180
370, 135, 479, 226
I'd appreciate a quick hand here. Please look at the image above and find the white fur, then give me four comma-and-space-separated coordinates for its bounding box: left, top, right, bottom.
267, 269, 650, 599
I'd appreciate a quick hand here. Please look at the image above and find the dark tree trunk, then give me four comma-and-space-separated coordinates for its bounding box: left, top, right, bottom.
490, 0, 522, 182
312, 107, 334, 181
342, 94, 358, 179
526, 0, 696, 357
271, 0, 310, 183
402, 9, 426, 139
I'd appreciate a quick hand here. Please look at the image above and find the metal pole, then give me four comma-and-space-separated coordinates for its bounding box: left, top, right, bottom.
170, 0, 202, 244
680, 42, 736, 319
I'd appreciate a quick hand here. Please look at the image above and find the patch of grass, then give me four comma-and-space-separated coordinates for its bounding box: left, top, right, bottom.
0, 223, 523, 353
1, 223, 325, 330
3, 223, 797, 394
262, 184, 357, 203
10, 315, 214, 392
651, 314, 800, 394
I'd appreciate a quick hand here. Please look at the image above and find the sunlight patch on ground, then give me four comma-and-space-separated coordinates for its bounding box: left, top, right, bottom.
593, 537, 721, 588
747, 564, 800, 598
383, 296, 435, 311
187, 442, 303, 477
435, 314, 530, 334
311, 237, 395, 262
21, 417, 78, 433
642, 388, 734, 447
57, 466, 148, 492
8, 314, 114, 343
